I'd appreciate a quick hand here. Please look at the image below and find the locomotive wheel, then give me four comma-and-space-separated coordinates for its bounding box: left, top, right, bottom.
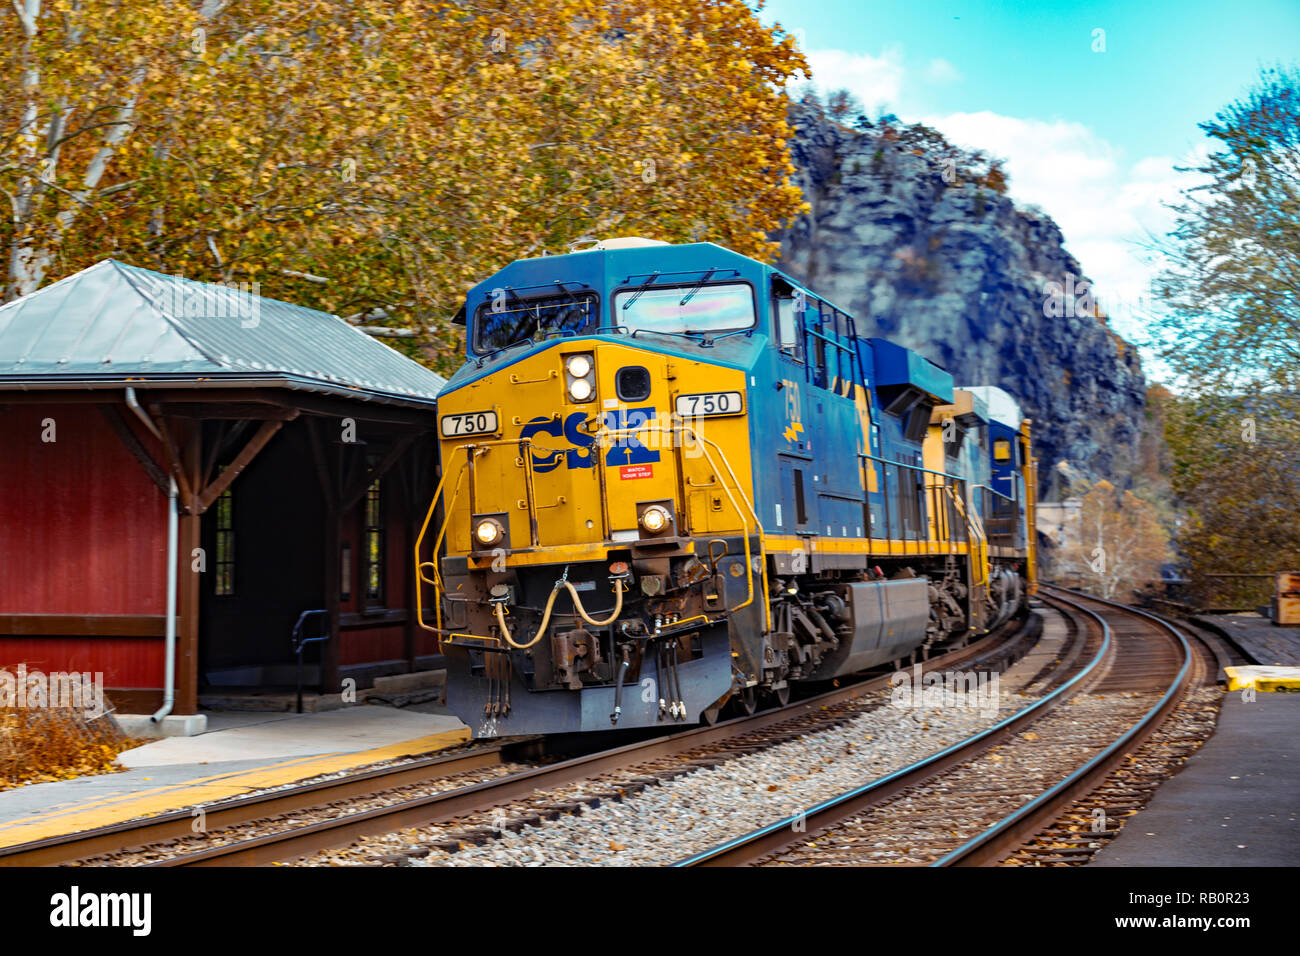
770, 683, 791, 707
739, 685, 758, 715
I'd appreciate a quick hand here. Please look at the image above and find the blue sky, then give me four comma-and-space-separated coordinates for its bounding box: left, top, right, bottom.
758, 0, 1300, 379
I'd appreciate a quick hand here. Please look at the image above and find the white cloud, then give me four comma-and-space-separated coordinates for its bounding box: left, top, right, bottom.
925, 58, 961, 85
799, 47, 905, 109
921, 110, 1201, 347
796, 45, 1210, 378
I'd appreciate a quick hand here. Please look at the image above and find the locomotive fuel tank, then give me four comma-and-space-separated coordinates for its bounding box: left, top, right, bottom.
805, 578, 931, 679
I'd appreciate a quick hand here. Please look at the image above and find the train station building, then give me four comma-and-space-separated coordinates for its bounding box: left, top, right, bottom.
0, 260, 446, 729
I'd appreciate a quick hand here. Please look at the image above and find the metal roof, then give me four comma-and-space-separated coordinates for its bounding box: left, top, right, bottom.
0, 260, 445, 404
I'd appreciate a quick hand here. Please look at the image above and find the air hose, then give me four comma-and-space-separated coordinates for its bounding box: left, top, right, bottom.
610, 646, 631, 724
492, 577, 627, 650
565, 578, 625, 627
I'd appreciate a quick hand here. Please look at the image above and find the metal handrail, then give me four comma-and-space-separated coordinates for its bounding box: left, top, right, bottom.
289, 609, 330, 714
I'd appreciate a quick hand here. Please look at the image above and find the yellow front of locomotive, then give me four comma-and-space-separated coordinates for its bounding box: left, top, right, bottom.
422, 336, 765, 735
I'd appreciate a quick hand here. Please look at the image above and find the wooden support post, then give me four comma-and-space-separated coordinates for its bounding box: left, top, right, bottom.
196, 416, 289, 513
177, 422, 203, 715
321, 508, 342, 696
98, 405, 170, 495
308, 415, 344, 697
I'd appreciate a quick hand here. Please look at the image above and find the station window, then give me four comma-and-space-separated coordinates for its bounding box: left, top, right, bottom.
364, 478, 384, 605
214, 488, 234, 596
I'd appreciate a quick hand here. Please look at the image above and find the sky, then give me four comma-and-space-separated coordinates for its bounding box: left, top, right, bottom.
757, 0, 1300, 380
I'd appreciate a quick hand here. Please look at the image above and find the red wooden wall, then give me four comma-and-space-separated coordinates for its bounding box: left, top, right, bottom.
0, 404, 167, 687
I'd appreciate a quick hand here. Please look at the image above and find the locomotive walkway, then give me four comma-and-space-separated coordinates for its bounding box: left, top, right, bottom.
0, 706, 467, 849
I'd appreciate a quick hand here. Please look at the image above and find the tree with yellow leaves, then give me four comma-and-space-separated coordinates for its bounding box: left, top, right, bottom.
1054, 479, 1169, 601
1, 0, 808, 372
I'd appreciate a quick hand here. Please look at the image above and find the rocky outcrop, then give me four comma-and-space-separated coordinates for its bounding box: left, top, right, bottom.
775, 106, 1147, 501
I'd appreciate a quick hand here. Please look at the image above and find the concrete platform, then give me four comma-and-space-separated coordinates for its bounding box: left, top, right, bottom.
0, 703, 468, 848
114, 713, 208, 739
1193, 613, 1300, 667
1091, 692, 1300, 866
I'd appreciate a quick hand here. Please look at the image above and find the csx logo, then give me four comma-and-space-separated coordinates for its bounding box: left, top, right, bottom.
520, 408, 660, 473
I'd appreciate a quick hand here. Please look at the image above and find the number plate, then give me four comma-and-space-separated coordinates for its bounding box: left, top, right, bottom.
675, 391, 743, 417
440, 410, 499, 437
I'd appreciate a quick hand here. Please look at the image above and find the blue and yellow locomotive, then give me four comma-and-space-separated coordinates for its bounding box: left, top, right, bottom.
417, 238, 1037, 736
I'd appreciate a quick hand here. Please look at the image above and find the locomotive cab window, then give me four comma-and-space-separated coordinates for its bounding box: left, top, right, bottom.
903, 404, 930, 442
945, 423, 967, 459
473, 291, 598, 355
813, 336, 830, 389
993, 439, 1013, 462
614, 281, 755, 337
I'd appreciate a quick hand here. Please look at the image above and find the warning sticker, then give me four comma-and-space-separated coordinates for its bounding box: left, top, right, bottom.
619, 464, 654, 480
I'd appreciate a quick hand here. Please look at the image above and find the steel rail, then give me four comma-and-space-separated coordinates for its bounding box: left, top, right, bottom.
931, 585, 1194, 866
0, 742, 513, 868
156, 620, 1031, 866
673, 593, 1106, 866
161, 615, 1038, 866
2, 615, 1035, 867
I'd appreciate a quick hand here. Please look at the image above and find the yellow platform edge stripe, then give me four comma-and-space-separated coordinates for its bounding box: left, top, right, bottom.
0, 726, 469, 848
1223, 665, 1300, 693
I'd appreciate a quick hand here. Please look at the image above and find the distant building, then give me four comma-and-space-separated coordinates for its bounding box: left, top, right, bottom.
1036, 497, 1081, 549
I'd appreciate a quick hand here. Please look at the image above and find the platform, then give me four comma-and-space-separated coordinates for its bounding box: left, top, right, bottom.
1091, 692, 1300, 866
0, 703, 468, 848
1193, 613, 1300, 667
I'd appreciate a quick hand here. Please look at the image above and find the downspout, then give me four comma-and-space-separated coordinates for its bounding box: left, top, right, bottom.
125, 386, 176, 723
151, 476, 178, 723
124, 385, 162, 440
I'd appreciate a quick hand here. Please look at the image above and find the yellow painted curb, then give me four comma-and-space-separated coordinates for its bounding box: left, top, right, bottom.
0, 727, 469, 848
1224, 665, 1300, 693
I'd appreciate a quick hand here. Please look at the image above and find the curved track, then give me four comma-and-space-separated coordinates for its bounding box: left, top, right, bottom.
0, 615, 1036, 866
673, 587, 1201, 867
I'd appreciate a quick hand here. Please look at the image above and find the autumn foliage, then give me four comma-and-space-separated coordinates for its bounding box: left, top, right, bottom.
2, 0, 809, 372
1163, 391, 1300, 608
0, 705, 132, 790
1053, 479, 1169, 601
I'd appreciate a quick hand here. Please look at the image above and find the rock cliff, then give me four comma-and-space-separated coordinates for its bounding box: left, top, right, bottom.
776, 105, 1147, 500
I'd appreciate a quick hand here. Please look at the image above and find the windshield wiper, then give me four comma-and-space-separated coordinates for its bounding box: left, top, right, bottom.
622, 271, 662, 311
679, 268, 717, 306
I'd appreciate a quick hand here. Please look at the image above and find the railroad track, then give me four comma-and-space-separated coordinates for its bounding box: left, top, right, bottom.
0, 738, 524, 867
1, 613, 1037, 867
674, 587, 1207, 867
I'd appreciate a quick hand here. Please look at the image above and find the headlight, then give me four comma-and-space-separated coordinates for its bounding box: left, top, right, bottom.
474, 518, 504, 546
564, 352, 595, 403
639, 505, 670, 535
